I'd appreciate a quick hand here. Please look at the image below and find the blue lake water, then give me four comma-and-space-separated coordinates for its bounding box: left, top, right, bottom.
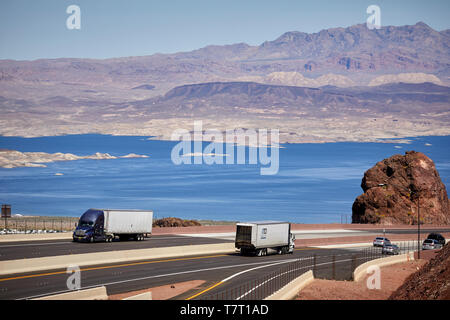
0, 135, 449, 223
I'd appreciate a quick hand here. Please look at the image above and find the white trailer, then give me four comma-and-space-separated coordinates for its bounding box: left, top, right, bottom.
104, 209, 153, 235
73, 208, 153, 242
235, 221, 295, 256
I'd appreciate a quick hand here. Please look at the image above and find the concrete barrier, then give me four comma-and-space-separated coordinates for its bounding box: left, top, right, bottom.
123, 292, 152, 300
264, 270, 314, 300
0, 242, 236, 276
0, 232, 72, 243
33, 286, 108, 300
353, 252, 415, 282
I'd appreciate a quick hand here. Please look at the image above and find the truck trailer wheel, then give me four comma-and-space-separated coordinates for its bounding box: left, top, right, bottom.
256, 248, 267, 256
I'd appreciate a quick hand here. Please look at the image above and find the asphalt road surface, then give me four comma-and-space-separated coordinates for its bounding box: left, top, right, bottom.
0, 245, 386, 300
0, 235, 233, 261
1, 227, 448, 261
0, 227, 448, 300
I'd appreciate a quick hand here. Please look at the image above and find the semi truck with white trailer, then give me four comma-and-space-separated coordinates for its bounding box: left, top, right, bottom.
73, 208, 153, 242
235, 221, 295, 256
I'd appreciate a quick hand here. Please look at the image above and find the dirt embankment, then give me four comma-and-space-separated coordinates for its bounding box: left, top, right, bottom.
296, 260, 427, 300
296, 247, 449, 300
389, 243, 450, 300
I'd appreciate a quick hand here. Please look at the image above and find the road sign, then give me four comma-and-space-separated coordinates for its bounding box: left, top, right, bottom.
1, 204, 11, 218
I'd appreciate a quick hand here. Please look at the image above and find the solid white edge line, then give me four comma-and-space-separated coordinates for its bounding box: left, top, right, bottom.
17, 258, 300, 300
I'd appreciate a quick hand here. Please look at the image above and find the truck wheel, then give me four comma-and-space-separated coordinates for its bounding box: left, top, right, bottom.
256, 249, 263, 257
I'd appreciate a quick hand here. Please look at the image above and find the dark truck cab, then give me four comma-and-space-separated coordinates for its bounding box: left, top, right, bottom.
73, 209, 106, 242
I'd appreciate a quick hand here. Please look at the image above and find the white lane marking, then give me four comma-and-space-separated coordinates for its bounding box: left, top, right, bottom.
236, 256, 357, 300
236, 263, 310, 300
179, 230, 371, 238
17, 258, 301, 300
178, 232, 235, 238
0, 237, 190, 248
0, 242, 72, 248
292, 229, 368, 234
221, 258, 303, 282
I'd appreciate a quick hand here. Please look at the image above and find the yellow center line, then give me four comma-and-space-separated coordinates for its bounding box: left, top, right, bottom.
183, 247, 325, 300
186, 281, 224, 300
0, 254, 227, 283
295, 247, 325, 251
0, 246, 324, 284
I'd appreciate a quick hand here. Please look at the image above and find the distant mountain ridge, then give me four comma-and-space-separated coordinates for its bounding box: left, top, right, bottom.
0, 21, 449, 143
0, 21, 449, 105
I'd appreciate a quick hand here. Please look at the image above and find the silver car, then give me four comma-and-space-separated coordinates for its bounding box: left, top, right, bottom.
382, 243, 400, 255
422, 239, 443, 250
373, 237, 391, 247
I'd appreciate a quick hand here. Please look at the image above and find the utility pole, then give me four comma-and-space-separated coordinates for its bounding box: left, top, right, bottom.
378, 183, 421, 258
1, 204, 11, 229
418, 197, 420, 259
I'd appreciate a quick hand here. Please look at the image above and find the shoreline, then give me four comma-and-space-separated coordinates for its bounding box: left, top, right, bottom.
1, 132, 448, 144
0, 134, 446, 169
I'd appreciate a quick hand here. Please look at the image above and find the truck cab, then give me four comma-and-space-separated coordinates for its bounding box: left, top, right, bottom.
288, 232, 296, 253
73, 209, 105, 242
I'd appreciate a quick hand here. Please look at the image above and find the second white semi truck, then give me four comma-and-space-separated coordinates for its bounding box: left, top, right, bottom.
235, 221, 295, 256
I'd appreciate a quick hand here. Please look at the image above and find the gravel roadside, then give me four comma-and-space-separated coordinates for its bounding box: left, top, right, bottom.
295, 250, 440, 300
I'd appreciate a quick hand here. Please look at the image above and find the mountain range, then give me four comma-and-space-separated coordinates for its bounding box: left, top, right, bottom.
0, 22, 449, 101
0, 22, 449, 143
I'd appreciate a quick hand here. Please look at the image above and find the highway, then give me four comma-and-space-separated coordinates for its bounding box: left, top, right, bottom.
0, 246, 370, 300
0, 227, 448, 300
0, 235, 233, 261
1, 227, 448, 261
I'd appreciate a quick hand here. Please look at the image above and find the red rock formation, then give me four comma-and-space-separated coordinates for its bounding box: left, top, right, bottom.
352, 151, 450, 225
153, 217, 201, 228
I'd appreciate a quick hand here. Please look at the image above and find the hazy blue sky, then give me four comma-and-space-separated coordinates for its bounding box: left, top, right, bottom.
1, 0, 449, 60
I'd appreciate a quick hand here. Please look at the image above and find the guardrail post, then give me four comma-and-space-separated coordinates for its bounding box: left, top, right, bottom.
351, 254, 356, 273
313, 254, 317, 276
332, 255, 336, 280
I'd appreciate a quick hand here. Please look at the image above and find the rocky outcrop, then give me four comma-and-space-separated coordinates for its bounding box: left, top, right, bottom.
0, 150, 149, 168
352, 151, 450, 225
153, 217, 201, 228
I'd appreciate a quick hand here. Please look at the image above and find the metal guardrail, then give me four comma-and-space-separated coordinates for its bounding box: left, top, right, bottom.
0, 217, 78, 234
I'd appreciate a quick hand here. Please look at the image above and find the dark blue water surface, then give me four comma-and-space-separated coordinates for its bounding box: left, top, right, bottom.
0, 135, 449, 223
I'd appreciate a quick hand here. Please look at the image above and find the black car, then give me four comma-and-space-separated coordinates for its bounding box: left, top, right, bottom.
426, 233, 446, 246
